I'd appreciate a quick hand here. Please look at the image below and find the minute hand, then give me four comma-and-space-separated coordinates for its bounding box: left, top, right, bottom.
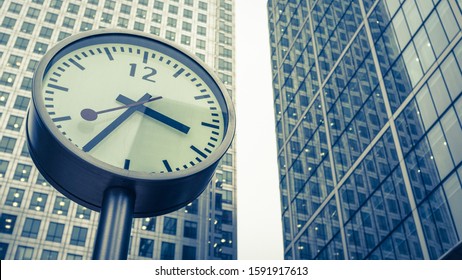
116, 94, 190, 134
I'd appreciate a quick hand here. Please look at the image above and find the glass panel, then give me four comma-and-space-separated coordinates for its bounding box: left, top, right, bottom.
441, 54, 462, 100
437, 0, 459, 42
415, 86, 437, 130
440, 108, 462, 165
413, 29, 435, 72
403, 44, 423, 86
425, 12, 449, 57
402, 0, 422, 34
393, 10, 411, 50
427, 123, 454, 179
442, 173, 462, 240
428, 70, 451, 115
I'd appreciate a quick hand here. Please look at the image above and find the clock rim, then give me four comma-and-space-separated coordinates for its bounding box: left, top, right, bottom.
31, 28, 235, 182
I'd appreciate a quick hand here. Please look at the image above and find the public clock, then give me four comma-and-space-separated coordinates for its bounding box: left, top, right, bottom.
27, 29, 235, 217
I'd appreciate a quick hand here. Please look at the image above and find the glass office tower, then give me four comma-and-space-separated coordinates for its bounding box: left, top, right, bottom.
0, 0, 236, 260
268, 0, 462, 259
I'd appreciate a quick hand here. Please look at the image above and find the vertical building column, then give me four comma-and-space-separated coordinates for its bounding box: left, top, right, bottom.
306, 1, 349, 260
358, 0, 430, 259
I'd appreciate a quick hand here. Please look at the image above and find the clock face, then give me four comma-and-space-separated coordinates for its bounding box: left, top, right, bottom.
40, 36, 228, 174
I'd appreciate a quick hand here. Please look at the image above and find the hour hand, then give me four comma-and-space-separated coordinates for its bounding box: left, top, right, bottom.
116, 94, 190, 134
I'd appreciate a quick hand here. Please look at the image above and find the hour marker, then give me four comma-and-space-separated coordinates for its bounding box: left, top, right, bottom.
52, 116, 71, 122
124, 159, 130, 170
173, 68, 185, 78
69, 58, 85, 70
163, 160, 172, 172
48, 84, 69, 92
191, 145, 207, 158
104, 47, 114, 61
143, 51, 149, 63
194, 94, 210, 100
202, 122, 219, 129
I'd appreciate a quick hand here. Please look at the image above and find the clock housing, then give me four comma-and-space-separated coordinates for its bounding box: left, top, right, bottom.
27, 29, 235, 217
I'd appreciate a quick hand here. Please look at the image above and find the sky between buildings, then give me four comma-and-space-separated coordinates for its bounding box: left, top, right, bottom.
235, 0, 284, 260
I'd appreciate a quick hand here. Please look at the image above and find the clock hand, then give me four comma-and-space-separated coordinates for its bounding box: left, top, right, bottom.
82, 93, 153, 152
116, 94, 190, 134
81, 96, 163, 121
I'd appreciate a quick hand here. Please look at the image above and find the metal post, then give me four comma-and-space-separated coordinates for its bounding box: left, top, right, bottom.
92, 187, 135, 260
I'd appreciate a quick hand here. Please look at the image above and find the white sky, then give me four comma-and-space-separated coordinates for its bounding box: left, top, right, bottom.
235, 0, 284, 259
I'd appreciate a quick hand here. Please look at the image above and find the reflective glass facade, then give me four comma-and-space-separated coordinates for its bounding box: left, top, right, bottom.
268, 0, 462, 259
0, 0, 236, 260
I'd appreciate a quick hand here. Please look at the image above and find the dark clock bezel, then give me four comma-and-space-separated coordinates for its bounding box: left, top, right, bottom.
27, 29, 235, 217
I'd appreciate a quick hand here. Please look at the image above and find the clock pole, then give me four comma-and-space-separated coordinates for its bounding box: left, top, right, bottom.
92, 187, 135, 260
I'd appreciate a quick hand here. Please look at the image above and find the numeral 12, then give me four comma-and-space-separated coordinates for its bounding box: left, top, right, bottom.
129, 63, 157, 83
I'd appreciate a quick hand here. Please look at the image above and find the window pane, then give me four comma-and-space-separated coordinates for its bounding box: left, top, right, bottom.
427, 124, 453, 179
441, 54, 462, 100
415, 86, 437, 130
138, 238, 154, 258
41, 250, 59, 260
46, 222, 65, 243
29, 192, 48, 212
163, 217, 177, 235
21, 218, 41, 238
70, 226, 88, 246
14, 246, 34, 260
5, 187, 24, 207
440, 108, 462, 165
160, 242, 175, 259
0, 213, 17, 234
428, 70, 451, 115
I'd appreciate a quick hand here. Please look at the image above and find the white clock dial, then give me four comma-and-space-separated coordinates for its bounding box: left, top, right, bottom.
41, 43, 226, 173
